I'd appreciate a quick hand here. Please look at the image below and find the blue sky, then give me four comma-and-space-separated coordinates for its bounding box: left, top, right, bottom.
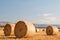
0, 0, 60, 24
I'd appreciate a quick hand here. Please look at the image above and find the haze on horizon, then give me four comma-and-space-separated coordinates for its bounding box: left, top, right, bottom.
0, 0, 60, 24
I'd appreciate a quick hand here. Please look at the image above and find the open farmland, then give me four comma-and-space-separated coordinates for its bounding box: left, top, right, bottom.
0, 28, 60, 40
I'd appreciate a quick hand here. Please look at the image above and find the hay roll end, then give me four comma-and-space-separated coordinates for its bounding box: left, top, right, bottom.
46, 26, 58, 35
14, 21, 36, 38
4, 23, 15, 36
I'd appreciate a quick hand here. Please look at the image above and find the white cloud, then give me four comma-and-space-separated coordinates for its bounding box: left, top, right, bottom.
48, 17, 56, 21
43, 13, 52, 17
39, 19, 51, 24
39, 17, 57, 24
37, 13, 57, 24
38, 13, 57, 24
32, 13, 59, 24
45, 17, 56, 22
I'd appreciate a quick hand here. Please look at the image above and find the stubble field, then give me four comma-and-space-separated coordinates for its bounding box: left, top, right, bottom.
0, 28, 60, 40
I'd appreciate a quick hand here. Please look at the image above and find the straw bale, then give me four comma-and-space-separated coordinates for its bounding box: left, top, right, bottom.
14, 21, 36, 38
46, 26, 58, 35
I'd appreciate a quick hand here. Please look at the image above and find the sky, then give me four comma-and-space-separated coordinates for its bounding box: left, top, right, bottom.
0, 0, 60, 24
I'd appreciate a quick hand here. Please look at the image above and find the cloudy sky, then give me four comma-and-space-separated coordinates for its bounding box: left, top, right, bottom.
0, 0, 60, 24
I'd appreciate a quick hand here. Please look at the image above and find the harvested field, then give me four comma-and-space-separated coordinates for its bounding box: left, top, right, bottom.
0, 27, 60, 40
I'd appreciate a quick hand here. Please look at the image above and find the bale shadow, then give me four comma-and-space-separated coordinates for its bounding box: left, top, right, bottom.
6, 36, 17, 39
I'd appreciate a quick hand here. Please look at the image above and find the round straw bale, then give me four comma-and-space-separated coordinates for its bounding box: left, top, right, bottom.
58, 29, 60, 32
3, 23, 15, 36
36, 28, 40, 32
42, 28, 46, 31
42, 29, 45, 31
46, 26, 58, 35
14, 21, 36, 38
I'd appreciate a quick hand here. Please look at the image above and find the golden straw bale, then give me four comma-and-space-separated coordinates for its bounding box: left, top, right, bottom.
14, 21, 36, 38
46, 26, 58, 35
36, 28, 40, 32
3, 23, 15, 36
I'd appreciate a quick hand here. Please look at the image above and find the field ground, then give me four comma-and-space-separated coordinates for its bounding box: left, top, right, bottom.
0, 28, 60, 40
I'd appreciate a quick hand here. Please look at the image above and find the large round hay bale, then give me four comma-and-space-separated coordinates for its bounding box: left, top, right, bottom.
46, 26, 58, 35
14, 21, 36, 38
3, 24, 15, 36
